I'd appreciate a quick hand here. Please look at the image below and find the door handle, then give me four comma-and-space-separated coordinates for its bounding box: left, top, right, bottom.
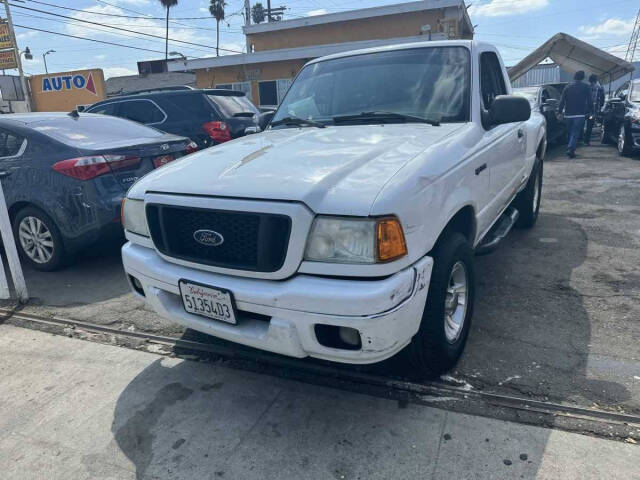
517, 129, 524, 139
0, 170, 11, 178
475, 163, 487, 175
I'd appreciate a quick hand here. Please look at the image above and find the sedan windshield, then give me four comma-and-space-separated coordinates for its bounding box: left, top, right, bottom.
272, 47, 471, 126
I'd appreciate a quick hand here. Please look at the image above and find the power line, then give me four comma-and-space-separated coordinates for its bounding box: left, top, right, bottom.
10, 3, 244, 53
13, 23, 167, 55
26, 0, 238, 22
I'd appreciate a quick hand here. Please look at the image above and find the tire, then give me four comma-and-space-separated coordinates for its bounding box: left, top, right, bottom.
406, 232, 475, 378
514, 159, 542, 229
600, 124, 612, 144
617, 124, 633, 157
12, 206, 67, 271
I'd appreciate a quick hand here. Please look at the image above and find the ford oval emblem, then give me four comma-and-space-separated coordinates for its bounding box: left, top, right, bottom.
193, 229, 224, 247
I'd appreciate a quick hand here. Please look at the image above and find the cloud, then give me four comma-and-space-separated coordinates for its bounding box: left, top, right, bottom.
16, 31, 38, 41
65, 5, 207, 48
578, 18, 636, 38
307, 9, 327, 16
94, 54, 107, 60
469, 0, 549, 17
111, 0, 151, 5
102, 66, 138, 79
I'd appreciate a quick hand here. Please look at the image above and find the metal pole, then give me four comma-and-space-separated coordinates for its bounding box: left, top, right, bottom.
43, 53, 48, 74
267, 0, 271, 22
3, 0, 31, 111
244, 0, 251, 53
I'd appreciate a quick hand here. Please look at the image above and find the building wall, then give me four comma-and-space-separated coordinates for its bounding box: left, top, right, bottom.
196, 59, 308, 106
29, 69, 106, 112
248, 11, 460, 52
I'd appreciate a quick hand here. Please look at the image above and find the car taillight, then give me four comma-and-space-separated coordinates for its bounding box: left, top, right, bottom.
185, 140, 199, 153
52, 155, 141, 180
202, 121, 231, 144
153, 155, 175, 168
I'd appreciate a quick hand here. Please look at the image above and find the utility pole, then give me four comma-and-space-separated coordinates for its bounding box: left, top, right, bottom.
625, 8, 639, 63
267, 0, 271, 22
2, 0, 30, 111
244, 0, 251, 53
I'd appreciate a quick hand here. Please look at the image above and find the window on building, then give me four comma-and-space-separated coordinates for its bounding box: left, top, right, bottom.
258, 79, 292, 107
215, 82, 253, 102
117, 100, 165, 124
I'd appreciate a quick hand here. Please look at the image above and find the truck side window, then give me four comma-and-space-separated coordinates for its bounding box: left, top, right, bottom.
480, 52, 506, 110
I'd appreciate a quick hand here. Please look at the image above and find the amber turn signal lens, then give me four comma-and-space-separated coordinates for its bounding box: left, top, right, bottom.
376, 218, 407, 262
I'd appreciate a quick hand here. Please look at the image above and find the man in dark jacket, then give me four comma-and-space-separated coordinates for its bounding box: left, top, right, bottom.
559, 70, 593, 158
584, 74, 605, 145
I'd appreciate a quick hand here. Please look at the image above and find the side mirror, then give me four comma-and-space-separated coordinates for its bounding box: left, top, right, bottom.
258, 111, 275, 131
618, 93, 627, 101
490, 95, 531, 126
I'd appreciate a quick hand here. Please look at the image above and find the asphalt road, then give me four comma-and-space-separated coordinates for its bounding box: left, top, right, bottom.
12, 141, 640, 415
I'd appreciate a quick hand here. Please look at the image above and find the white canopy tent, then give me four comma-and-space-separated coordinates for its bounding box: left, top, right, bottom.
508, 33, 635, 87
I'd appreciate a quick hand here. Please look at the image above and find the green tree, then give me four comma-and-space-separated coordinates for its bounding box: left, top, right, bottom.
209, 0, 227, 57
158, 0, 178, 60
251, 2, 266, 24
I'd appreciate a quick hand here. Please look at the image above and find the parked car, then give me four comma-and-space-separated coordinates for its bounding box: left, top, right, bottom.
513, 84, 565, 144
0, 112, 193, 271
121, 40, 544, 376
600, 79, 640, 156
85, 89, 260, 150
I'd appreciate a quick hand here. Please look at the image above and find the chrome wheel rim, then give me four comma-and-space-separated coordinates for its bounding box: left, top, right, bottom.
18, 216, 54, 264
444, 261, 468, 343
618, 126, 625, 153
532, 171, 540, 213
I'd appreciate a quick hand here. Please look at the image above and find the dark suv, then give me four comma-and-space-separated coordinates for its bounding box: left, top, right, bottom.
601, 79, 640, 156
86, 89, 260, 150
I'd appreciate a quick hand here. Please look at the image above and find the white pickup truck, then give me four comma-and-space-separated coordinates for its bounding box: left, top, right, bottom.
121, 40, 546, 376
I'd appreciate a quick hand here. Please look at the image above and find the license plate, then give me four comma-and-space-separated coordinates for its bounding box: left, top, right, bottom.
178, 280, 237, 324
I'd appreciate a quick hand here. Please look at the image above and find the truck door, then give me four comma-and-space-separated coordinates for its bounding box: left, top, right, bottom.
478, 51, 526, 228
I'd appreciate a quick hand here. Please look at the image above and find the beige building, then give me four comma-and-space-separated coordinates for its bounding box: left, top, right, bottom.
169, 0, 473, 108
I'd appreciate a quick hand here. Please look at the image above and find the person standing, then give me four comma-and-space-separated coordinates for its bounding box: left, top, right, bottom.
559, 70, 592, 158
584, 74, 605, 146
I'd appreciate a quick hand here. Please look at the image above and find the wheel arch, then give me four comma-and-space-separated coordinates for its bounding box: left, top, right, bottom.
431, 205, 477, 253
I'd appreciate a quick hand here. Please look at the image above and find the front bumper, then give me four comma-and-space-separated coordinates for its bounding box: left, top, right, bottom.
123, 242, 433, 364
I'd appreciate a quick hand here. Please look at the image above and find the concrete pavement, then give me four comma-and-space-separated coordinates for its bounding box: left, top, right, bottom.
1, 324, 637, 480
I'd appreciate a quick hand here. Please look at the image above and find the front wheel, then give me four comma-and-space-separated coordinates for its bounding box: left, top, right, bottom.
12, 206, 67, 271
406, 232, 475, 378
618, 124, 633, 157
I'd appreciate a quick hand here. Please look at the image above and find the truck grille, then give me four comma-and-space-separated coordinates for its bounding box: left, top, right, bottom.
146, 204, 291, 272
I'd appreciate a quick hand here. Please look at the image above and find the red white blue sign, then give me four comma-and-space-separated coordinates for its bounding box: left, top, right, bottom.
42, 72, 97, 95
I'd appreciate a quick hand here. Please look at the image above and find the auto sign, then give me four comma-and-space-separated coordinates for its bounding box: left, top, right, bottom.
42, 72, 97, 95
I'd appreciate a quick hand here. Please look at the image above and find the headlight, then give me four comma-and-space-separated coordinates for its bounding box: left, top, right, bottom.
121, 198, 149, 237
305, 216, 407, 264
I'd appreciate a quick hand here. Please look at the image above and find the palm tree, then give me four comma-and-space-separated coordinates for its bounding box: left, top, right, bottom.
209, 0, 227, 57
158, 0, 178, 60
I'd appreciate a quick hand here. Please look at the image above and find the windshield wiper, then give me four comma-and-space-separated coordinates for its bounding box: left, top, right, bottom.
333, 111, 440, 126
270, 115, 326, 129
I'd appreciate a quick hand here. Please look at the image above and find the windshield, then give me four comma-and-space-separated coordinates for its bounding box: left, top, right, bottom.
272, 46, 471, 125
631, 81, 640, 103
209, 94, 259, 116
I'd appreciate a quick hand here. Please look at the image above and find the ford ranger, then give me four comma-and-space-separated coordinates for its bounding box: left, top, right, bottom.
121, 40, 546, 376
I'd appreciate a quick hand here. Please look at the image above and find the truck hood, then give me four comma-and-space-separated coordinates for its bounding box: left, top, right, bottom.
129, 123, 464, 215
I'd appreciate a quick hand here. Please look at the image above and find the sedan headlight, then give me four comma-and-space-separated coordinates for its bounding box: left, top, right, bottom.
305, 216, 407, 264
121, 198, 149, 237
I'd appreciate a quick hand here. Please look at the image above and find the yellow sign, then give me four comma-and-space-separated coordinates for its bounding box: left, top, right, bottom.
0, 23, 13, 50
0, 49, 17, 70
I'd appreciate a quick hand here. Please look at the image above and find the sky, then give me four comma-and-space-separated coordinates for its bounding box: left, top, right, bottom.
5, 0, 640, 79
